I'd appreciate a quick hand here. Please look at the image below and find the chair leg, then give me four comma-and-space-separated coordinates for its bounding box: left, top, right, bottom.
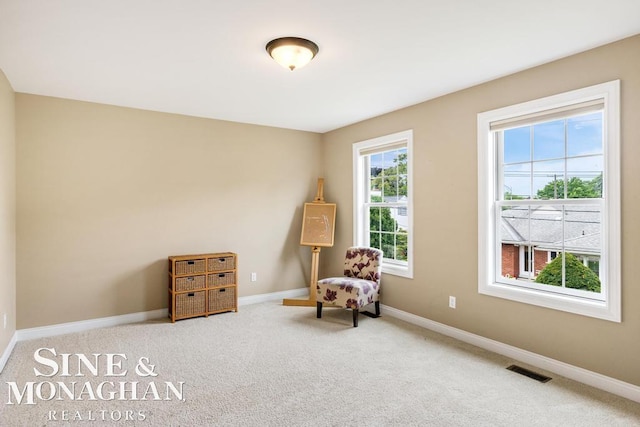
375, 301, 380, 316
352, 309, 359, 327
316, 302, 322, 319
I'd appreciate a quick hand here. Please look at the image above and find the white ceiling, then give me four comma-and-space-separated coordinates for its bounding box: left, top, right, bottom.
1, 1, 639, 133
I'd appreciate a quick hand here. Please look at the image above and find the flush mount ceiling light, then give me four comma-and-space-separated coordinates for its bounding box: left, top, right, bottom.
265, 37, 319, 71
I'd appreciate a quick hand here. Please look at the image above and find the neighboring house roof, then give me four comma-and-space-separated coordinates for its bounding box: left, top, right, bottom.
500, 205, 600, 255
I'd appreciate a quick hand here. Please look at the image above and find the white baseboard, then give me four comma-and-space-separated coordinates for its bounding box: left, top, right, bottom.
0, 332, 17, 374
13, 288, 309, 343
239, 287, 308, 306
17, 308, 168, 341
381, 304, 640, 403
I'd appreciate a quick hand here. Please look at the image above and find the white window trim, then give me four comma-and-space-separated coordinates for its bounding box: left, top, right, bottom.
478, 80, 620, 322
353, 130, 414, 279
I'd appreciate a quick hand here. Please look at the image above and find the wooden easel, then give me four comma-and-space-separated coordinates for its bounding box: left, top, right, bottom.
283, 179, 335, 307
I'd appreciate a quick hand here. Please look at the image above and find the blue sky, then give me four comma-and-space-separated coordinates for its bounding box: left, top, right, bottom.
502, 112, 603, 198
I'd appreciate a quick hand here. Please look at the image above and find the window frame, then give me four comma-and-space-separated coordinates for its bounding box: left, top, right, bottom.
353, 130, 414, 279
477, 81, 620, 322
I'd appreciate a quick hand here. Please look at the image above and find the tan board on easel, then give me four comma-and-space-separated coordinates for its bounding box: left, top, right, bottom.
283, 178, 336, 307
300, 202, 336, 247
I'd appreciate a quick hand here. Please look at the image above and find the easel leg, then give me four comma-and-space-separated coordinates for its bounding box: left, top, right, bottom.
283, 246, 321, 307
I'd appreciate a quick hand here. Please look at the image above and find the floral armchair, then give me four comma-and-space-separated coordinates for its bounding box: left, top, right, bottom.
316, 246, 383, 327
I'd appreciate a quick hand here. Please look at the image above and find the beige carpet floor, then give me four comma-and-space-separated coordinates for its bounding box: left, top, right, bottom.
1, 301, 639, 426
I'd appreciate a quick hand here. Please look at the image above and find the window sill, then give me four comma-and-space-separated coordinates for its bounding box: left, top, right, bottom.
382, 263, 413, 279
479, 280, 620, 322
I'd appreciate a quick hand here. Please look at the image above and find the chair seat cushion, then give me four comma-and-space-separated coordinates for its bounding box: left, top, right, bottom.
317, 277, 380, 310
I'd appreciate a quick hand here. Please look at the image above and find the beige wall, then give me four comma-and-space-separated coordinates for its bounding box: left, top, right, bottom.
16, 95, 322, 328
0, 70, 16, 359
322, 34, 640, 386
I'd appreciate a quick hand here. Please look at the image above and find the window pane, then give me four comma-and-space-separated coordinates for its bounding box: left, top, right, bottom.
533, 119, 564, 161
533, 159, 564, 199
369, 207, 380, 231
382, 151, 397, 176
503, 126, 530, 164
396, 234, 408, 261
501, 205, 530, 244
370, 232, 381, 250
396, 207, 408, 233
383, 175, 398, 198
564, 205, 600, 258
370, 178, 382, 202
567, 112, 602, 157
381, 233, 395, 260
398, 175, 408, 198
380, 207, 397, 232
370, 154, 383, 176
395, 148, 408, 174
566, 156, 603, 198
503, 163, 530, 200
369, 154, 383, 203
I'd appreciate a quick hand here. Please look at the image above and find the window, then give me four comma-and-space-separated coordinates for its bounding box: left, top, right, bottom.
478, 81, 620, 321
353, 130, 413, 278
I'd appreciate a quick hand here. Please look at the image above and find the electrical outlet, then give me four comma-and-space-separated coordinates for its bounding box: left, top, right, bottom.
449, 296, 456, 309
251, 272, 257, 282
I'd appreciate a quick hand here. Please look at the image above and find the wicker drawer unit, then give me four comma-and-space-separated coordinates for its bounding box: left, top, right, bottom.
168, 252, 238, 322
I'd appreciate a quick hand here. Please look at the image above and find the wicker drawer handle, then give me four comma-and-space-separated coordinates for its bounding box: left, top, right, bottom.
187, 277, 194, 281
218, 273, 225, 278
187, 292, 195, 297
219, 289, 226, 293
218, 258, 225, 262
187, 261, 195, 265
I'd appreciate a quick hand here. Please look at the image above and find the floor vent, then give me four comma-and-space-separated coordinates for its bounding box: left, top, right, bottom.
506, 365, 552, 383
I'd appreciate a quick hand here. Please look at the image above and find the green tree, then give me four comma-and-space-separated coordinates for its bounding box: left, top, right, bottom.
535, 252, 600, 292
536, 176, 602, 199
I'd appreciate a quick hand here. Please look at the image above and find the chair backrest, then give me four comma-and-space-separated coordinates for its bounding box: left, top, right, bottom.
343, 247, 383, 283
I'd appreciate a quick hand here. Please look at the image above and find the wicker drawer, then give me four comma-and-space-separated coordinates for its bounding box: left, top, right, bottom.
207, 271, 235, 287
207, 255, 235, 272
175, 259, 206, 275
208, 287, 236, 312
175, 291, 206, 317
175, 275, 206, 292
